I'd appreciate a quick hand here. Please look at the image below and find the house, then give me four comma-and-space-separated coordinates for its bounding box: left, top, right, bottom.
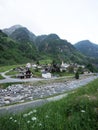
32, 64, 37, 68
17, 72, 25, 79
25, 69, 32, 78
42, 72, 52, 78
26, 63, 31, 68
60, 61, 69, 72
17, 69, 32, 79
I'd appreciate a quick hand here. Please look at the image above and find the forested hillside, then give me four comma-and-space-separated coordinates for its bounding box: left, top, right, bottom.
0, 25, 97, 66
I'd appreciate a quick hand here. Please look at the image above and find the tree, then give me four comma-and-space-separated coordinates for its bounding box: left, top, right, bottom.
36, 60, 39, 65
75, 71, 79, 79
68, 65, 74, 73
86, 63, 94, 72
78, 67, 84, 74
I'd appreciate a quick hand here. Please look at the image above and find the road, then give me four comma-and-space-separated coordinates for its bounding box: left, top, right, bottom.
0, 70, 43, 84
0, 93, 67, 115
1, 69, 96, 84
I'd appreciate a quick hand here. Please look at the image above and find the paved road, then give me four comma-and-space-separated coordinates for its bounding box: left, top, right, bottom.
1, 70, 97, 84
0, 70, 43, 84
0, 93, 67, 115
0, 70, 73, 84
0, 77, 43, 84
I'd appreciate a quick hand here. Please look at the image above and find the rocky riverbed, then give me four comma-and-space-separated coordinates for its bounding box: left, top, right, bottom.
0, 75, 98, 107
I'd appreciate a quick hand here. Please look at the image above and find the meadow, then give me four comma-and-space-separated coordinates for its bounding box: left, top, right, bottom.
0, 78, 98, 130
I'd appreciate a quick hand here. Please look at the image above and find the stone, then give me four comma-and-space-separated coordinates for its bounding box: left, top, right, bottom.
4, 100, 10, 104
4, 96, 11, 100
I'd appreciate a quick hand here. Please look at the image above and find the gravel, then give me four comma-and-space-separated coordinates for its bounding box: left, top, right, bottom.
0, 75, 97, 114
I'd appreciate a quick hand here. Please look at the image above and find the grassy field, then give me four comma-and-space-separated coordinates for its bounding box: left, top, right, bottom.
5, 70, 19, 75
0, 78, 98, 130
0, 64, 22, 72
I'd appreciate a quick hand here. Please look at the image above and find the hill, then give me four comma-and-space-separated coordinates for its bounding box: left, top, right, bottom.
1, 25, 93, 66
35, 34, 88, 64
10, 27, 36, 43
74, 40, 98, 58
0, 30, 39, 65
3, 25, 22, 36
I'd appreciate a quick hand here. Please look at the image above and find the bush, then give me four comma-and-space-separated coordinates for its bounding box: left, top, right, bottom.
75, 71, 79, 79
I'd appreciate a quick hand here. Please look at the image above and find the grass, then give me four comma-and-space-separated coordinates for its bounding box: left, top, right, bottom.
2, 65, 42, 78
0, 64, 25, 72
0, 65, 17, 72
52, 72, 74, 77
5, 70, 18, 75
0, 74, 5, 79
0, 78, 98, 130
0, 82, 24, 89
31, 69, 42, 78
39, 58, 52, 65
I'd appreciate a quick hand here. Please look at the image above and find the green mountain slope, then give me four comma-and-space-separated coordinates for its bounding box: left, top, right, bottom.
9, 27, 39, 61
10, 27, 36, 43
74, 40, 98, 58
1, 25, 94, 66
0, 30, 38, 65
35, 34, 88, 64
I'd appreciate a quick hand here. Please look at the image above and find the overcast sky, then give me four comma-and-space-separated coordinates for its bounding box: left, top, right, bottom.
0, 0, 98, 44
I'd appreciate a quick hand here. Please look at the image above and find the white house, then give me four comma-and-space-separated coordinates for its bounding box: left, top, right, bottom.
60, 61, 69, 72
26, 63, 31, 68
32, 64, 37, 68
42, 72, 52, 78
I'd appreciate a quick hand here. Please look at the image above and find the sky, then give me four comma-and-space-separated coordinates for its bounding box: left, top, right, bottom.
0, 0, 98, 44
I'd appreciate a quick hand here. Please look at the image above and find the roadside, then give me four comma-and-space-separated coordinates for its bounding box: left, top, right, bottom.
0, 93, 68, 115
0, 69, 43, 84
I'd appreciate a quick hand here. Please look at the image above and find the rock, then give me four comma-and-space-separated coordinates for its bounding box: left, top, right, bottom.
19, 100, 25, 103
0, 75, 97, 107
4, 96, 11, 100
4, 100, 10, 104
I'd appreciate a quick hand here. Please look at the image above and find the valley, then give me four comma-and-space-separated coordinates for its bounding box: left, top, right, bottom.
0, 25, 98, 130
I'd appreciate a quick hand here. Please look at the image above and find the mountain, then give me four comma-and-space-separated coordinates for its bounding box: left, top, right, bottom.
74, 40, 98, 58
5, 25, 87, 64
0, 30, 39, 65
35, 34, 88, 64
10, 27, 36, 43
0, 25, 93, 66
3, 25, 22, 36
9, 27, 38, 61
3, 25, 39, 62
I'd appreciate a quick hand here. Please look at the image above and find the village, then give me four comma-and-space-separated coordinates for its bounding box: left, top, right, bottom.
0, 61, 95, 107
14, 61, 90, 79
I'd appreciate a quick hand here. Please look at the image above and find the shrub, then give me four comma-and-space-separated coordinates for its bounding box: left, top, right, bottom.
75, 71, 79, 79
